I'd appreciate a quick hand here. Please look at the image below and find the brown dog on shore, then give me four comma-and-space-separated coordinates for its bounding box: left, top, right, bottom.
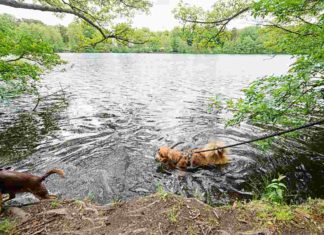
0, 168, 65, 211
156, 141, 229, 171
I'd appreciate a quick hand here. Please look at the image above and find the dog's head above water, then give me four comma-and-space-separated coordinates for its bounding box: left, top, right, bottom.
155, 146, 170, 163
155, 147, 190, 170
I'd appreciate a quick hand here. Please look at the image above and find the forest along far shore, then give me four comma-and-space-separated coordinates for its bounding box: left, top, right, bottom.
1, 13, 287, 54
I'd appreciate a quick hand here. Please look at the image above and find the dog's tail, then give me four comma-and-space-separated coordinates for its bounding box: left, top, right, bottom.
40, 169, 65, 181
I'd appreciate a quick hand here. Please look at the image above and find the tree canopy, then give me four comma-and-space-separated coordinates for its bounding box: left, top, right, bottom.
0, 14, 62, 100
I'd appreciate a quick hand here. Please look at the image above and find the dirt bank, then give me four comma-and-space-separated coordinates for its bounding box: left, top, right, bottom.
1, 194, 323, 235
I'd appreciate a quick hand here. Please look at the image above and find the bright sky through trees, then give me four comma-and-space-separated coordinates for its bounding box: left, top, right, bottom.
0, 0, 253, 30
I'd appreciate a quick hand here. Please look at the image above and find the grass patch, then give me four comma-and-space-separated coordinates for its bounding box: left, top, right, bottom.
0, 219, 15, 235
275, 208, 294, 221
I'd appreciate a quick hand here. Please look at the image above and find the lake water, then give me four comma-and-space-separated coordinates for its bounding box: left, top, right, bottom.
1, 54, 323, 205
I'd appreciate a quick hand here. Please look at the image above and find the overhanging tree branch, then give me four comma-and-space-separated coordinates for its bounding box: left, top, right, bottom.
178, 6, 250, 45
263, 22, 314, 36
180, 7, 249, 25
0, 0, 107, 37
0, 0, 146, 45
4, 53, 25, 62
118, 0, 143, 9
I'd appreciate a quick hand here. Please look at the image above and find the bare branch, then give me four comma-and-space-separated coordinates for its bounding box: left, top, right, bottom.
180, 7, 249, 25
118, 0, 141, 9
295, 16, 322, 28
263, 22, 314, 36
4, 53, 25, 62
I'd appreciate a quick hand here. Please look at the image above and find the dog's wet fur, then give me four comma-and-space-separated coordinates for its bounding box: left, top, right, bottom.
156, 141, 229, 171
0, 168, 65, 211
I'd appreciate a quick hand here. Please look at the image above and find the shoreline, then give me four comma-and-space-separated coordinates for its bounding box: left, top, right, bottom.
1, 193, 323, 234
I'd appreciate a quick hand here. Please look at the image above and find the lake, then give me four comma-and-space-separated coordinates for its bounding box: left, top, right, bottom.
1, 53, 323, 205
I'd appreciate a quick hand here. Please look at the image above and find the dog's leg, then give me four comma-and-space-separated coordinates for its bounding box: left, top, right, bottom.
46, 195, 58, 200
34, 191, 57, 200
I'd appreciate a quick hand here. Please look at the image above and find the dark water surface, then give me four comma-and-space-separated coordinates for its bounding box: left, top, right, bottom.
1, 54, 323, 205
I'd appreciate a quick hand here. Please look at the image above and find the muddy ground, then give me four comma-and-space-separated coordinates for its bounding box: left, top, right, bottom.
1, 194, 323, 235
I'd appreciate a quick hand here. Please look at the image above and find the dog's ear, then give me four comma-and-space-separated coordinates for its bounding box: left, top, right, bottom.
159, 147, 170, 157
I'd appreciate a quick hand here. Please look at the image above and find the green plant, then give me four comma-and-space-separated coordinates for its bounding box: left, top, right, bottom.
264, 175, 287, 204
167, 206, 179, 223
157, 184, 169, 201
0, 219, 15, 234
50, 199, 61, 209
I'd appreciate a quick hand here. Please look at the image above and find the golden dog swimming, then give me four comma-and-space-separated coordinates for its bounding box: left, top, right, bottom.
156, 141, 229, 171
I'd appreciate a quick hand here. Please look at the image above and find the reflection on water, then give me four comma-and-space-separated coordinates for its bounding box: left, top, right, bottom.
0, 96, 67, 165
0, 54, 322, 205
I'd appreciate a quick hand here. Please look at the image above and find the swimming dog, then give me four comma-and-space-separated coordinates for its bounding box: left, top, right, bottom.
155, 147, 190, 170
156, 141, 229, 171
191, 141, 229, 167
0, 168, 65, 211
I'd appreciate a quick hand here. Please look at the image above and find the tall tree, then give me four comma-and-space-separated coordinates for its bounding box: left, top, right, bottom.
174, 0, 323, 141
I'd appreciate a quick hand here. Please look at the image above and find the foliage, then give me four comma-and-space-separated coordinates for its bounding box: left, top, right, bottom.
0, 13, 286, 55
208, 95, 223, 113
0, 14, 62, 100
263, 175, 287, 204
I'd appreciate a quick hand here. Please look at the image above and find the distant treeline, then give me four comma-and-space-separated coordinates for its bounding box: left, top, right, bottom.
1, 13, 285, 54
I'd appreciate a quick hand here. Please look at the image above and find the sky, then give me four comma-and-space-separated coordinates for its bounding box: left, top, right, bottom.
0, 0, 254, 31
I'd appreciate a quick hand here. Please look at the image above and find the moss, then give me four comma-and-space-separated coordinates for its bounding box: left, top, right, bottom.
275, 208, 294, 221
